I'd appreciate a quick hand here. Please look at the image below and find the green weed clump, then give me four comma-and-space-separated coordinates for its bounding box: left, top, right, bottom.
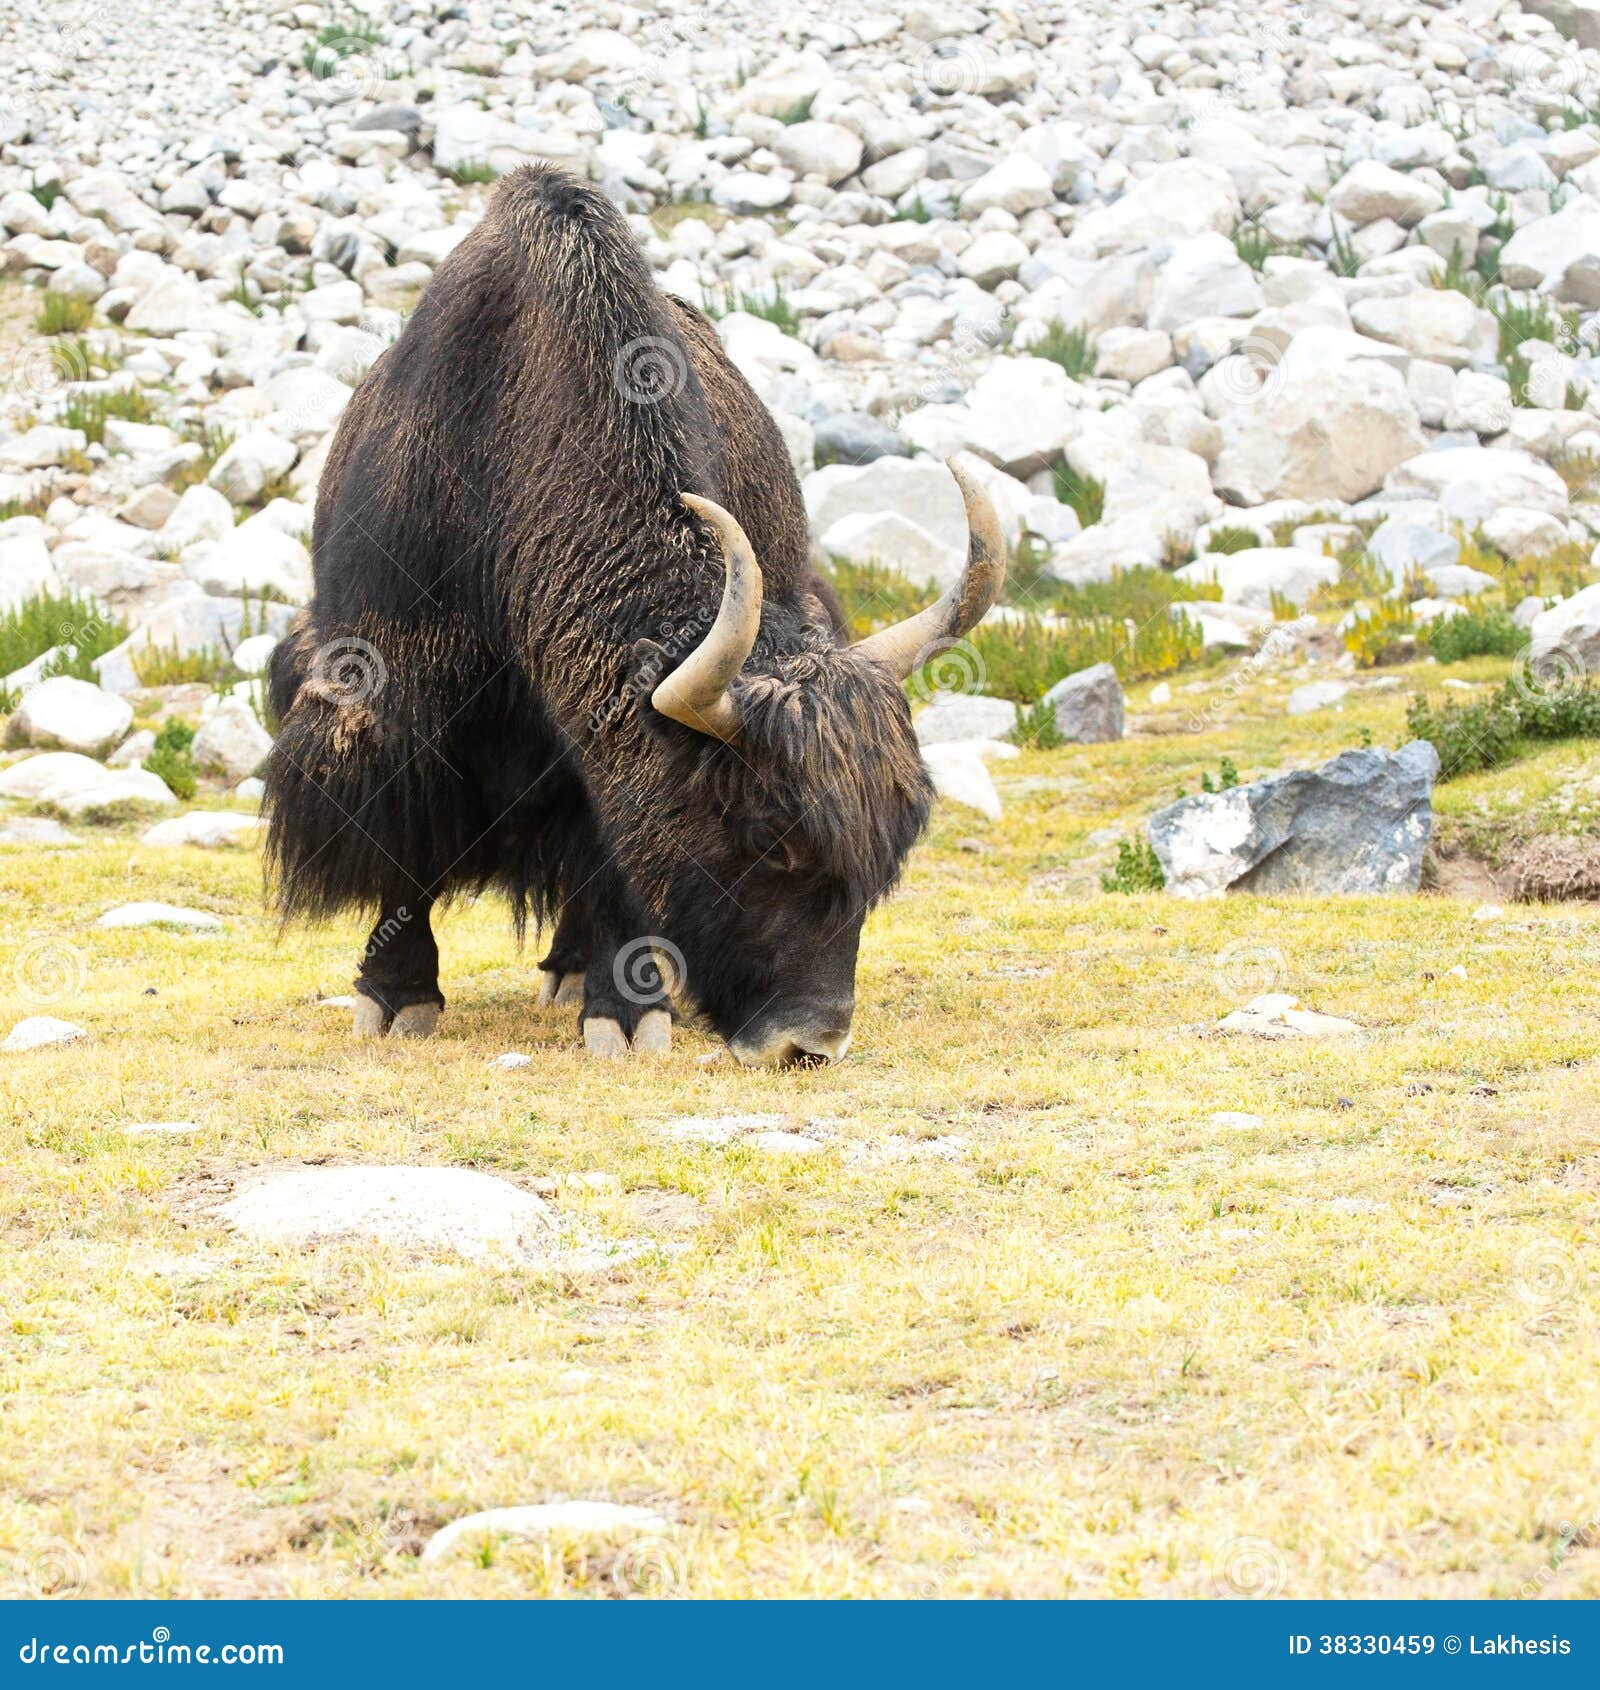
1407, 679, 1600, 780
143, 719, 198, 800
1101, 835, 1166, 894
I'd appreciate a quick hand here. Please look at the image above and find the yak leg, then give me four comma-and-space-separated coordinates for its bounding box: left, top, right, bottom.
353, 893, 444, 1040
536, 903, 589, 1009
552, 875, 674, 1058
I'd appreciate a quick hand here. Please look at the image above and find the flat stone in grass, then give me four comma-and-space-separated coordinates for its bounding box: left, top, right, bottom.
216, 1165, 653, 1270
1207, 1111, 1266, 1132
747, 1130, 826, 1156
489, 1052, 532, 1070
4, 1016, 86, 1051
141, 811, 259, 848
125, 1120, 198, 1136
420, 1501, 670, 1566
1217, 994, 1361, 1040
661, 1112, 786, 1144
0, 817, 82, 847
98, 901, 224, 932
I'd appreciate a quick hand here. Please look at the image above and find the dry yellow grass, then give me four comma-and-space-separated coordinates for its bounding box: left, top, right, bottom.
1, 658, 1597, 1599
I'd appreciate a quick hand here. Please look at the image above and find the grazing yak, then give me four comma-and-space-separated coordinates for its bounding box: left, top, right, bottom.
264, 165, 1002, 1066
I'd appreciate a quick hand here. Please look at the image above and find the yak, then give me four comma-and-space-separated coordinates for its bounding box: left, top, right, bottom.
264, 165, 1003, 1066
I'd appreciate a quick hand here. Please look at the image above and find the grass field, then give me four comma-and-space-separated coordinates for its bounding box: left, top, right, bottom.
2, 657, 1598, 1598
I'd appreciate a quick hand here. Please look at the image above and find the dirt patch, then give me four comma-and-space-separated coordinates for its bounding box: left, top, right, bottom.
1505, 835, 1600, 902
1426, 830, 1600, 904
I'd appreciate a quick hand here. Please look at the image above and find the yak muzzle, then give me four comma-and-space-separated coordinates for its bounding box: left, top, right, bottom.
729, 1008, 854, 1069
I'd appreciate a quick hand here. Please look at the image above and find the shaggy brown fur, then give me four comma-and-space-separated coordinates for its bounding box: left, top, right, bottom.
265, 166, 932, 1055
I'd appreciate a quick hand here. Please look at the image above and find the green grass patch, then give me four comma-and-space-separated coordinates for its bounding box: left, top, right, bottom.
702, 285, 800, 337
1424, 604, 1525, 664
58, 386, 160, 446
0, 589, 128, 683
1101, 834, 1165, 893
35, 293, 94, 335
1052, 466, 1105, 529
1026, 323, 1095, 381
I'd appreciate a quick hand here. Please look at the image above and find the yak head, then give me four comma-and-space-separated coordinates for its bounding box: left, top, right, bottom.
601, 460, 1004, 1068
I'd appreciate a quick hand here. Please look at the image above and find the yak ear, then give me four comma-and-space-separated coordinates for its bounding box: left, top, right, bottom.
629, 637, 669, 682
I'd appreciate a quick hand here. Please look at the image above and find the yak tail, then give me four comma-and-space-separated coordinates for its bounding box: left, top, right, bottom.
488, 165, 714, 500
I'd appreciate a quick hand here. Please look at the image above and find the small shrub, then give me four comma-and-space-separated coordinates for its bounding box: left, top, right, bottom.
1010, 700, 1063, 750
29, 178, 62, 210
773, 95, 815, 125
1205, 525, 1259, 555
1344, 597, 1416, 667
143, 719, 198, 800
1199, 757, 1240, 793
1052, 465, 1105, 529
1424, 604, 1524, 663
442, 162, 498, 186
36, 293, 94, 335
130, 639, 235, 688
1101, 835, 1166, 894
1407, 678, 1600, 780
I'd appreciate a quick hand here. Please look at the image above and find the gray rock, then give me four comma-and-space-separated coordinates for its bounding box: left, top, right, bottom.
813, 413, 908, 466
1150, 742, 1440, 898
1043, 662, 1125, 743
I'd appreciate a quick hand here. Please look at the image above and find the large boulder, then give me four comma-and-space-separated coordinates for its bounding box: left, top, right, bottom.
1149, 742, 1440, 898
1174, 546, 1338, 611
1147, 233, 1264, 333
5, 677, 133, 756
1212, 358, 1425, 505
1067, 160, 1240, 257
1042, 662, 1124, 742
1528, 582, 1600, 675
914, 693, 1019, 746
1384, 447, 1569, 521
1349, 290, 1498, 369
0, 520, 62, 612
190, 696, 273, 782
1326, 160, 1444, 226
0, 751, 176, 814
900, 358, 1082, 476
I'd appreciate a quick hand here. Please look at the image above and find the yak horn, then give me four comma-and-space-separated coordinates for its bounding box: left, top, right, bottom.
853, 458, 1006, 680
652, 493, 764, 742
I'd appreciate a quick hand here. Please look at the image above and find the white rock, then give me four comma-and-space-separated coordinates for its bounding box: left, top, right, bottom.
188, 696, 272, 782
961, 156, 1054, 217
921, 742, 1001, 820
6, 677, 133, 756
1528, 582, 1600, 673
914, 693, 1019, 746
769, 122, 863, 185
140, 811, 259, 847
1385, 448, 1568, 521
901, 358, 1081, 476
98, 902, 224, 931
421, 1502, 669, 1566
820, 511, 958, 590
1069, 160, 1240, 256
0, 752, 176, 814
1148, 233, 1263, 333
207, 431, 297, 505
1327, 160, 1443, 227
1286, 681, 1349, 716
1350, 290, 1497, 369
1175, 547, 1338, 612
1217, 993, 1361, 1039
3, 1016, 87, 1052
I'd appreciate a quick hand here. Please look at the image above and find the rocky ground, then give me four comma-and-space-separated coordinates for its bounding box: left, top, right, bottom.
2, 0, 1600, 1600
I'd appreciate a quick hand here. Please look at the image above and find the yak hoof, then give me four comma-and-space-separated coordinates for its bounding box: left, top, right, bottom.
353, 997, 391, 1039
539, 970, 586, 1008
631, 1009, 672, 1054
390, 1002, 440, 1039
583, 1017, 629, 1059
